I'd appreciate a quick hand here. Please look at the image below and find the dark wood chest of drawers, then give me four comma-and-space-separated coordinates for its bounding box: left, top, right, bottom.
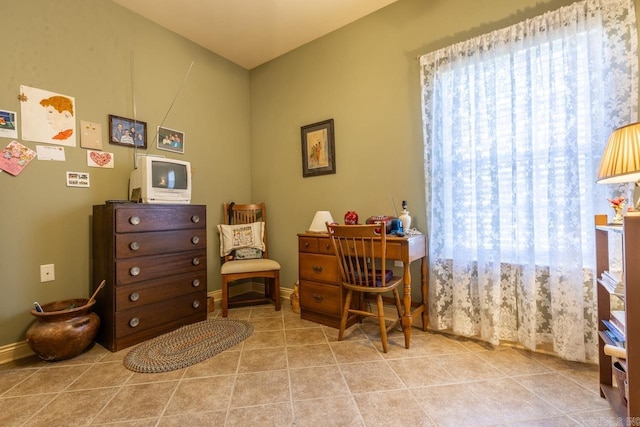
92, 203, 208, 351
298, 233, 356, 328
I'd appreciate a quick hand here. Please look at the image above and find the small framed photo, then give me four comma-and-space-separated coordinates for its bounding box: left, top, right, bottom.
130, 187, 141, 203
157, 126, 185, 154
109, 115, 147, 148
301, 118, 335, 177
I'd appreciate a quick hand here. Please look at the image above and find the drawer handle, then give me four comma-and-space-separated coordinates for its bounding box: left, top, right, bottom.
192, 279, 201, 287
129, 317, 140, 328
325, 243, 331, 250
312, 294, 324, 302
191, 236, 200, 244
191, 215, 200, 223
129, 241, 140, 251
129, 215, 141, 225
130, 266, 141, 276
192, 300, 201, 309
129, 292, 140, 302
192, 258, 200, 266
304, 242, 310, 248
312, 266, 324, 273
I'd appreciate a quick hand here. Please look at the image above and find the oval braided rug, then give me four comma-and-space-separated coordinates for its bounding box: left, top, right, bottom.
124, 319, 253, 373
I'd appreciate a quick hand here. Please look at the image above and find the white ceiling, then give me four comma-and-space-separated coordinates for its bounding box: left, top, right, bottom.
112, 0, 399, 70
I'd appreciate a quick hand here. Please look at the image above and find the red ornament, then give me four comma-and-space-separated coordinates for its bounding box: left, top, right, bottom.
344, 211, 358, 225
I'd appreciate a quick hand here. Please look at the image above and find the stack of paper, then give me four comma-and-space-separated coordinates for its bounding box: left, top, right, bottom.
600, 270, 624, 295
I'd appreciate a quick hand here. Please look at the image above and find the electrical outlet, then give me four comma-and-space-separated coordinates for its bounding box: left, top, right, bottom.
394, 260, 404, 267
40, 264, 55, 282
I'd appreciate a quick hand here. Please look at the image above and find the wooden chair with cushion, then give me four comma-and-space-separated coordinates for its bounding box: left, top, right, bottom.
218, 203, 281, 317
326, 223, 404, 353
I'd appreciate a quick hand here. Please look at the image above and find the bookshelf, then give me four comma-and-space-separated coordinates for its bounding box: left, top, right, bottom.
596, 214, 640, 424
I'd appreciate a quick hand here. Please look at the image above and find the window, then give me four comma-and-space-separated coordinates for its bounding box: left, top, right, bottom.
433, 31, 597, 265
419, 0, 638, 361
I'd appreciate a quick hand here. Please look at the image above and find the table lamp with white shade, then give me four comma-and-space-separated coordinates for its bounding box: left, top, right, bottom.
597, 122, 640, 220
307, 211, 335, 233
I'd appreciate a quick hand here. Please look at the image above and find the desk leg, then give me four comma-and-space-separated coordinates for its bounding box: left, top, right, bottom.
421, 256, 428, 332
402, 263, 412, 349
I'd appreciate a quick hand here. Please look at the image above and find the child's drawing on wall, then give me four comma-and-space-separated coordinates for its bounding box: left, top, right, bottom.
20, 85, 77, 147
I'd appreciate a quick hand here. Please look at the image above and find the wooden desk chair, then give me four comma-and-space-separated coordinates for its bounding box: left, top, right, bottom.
218, 203, 281, 317
327, 223, 404, 353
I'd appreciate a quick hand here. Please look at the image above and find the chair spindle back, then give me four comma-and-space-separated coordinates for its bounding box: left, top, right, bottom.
327, 224, 388, 288
223, 203, 269, 260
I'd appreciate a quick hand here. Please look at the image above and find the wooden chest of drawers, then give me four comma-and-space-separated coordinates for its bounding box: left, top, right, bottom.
298, 233, 356, 328
92, 203, 208, 351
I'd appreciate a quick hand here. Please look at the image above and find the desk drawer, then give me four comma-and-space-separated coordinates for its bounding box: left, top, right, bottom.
299, 236, 334, 255
316, 237, 334, 255
299, 253, 339, 283
333, 239, 403, 261
299, 237, 318, 253
385, 242, 403, 260
299, 280, 342, 317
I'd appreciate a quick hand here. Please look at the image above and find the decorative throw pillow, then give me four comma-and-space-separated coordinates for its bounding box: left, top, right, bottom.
234, 247, 263, 260
217, 222, 265, 256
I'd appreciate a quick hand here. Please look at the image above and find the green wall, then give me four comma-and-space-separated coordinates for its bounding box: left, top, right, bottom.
248, 0, 589, 309
2, 0, 636, 348
0, 0, 251, 346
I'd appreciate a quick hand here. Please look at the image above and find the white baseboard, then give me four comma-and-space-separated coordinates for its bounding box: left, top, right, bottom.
0, 341, 34, 365
280, 287, 294, 299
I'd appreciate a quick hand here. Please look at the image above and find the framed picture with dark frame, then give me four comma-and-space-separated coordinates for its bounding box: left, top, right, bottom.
157, 126, 185, 154
301, 118, 335, 178
108, 114, 147, 148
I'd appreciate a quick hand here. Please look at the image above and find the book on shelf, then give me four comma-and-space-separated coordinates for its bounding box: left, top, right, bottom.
602, 319, 626, 346
600, 270, 624, 295
602, 270, 623, 284
603, 329, 626, 348
610, 310, 626, 335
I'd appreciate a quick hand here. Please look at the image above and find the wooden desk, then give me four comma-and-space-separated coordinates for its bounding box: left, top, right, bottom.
298, 232, 428, 348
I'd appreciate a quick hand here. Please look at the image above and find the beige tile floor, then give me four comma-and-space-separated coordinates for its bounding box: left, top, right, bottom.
0, 302, 623, 426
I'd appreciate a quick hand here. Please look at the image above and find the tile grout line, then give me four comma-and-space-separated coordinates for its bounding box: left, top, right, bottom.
285, 316, 297, 426
330, 322, 373, 427
223, 316, 248, 426
153, 359, 189, 426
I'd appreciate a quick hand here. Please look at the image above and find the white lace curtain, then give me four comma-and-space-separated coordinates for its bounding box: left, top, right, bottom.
419, 0, 637, 361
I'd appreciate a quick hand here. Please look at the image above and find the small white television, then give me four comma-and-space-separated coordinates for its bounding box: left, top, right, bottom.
129, 155, 191, 204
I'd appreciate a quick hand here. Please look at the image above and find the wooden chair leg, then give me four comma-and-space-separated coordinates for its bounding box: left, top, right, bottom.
265, 278, 273, 303
393, 288, 405, 333
274, 272, 281, 311
376, 294, 388, 353
221, 276, 229, 318
338, 289, 353, 341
